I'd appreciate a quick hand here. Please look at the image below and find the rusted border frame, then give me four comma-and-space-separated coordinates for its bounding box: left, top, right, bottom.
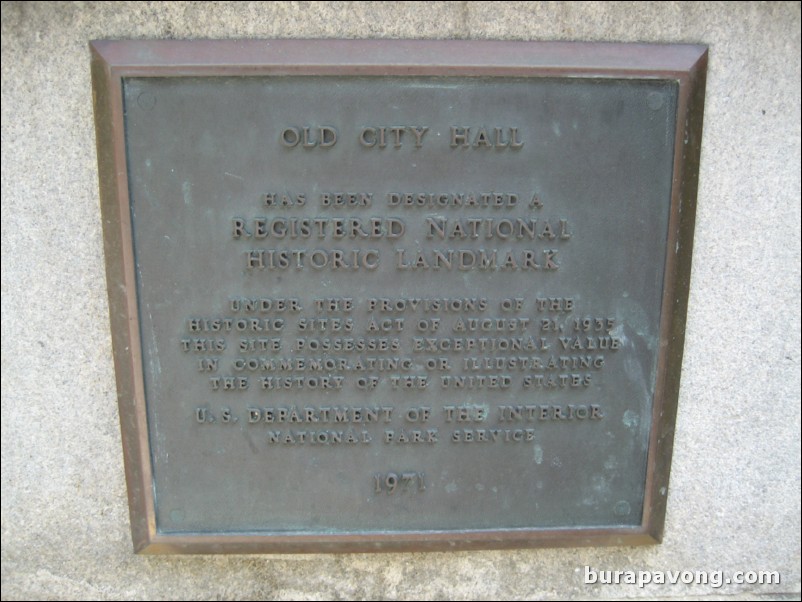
90, 39, 707, 554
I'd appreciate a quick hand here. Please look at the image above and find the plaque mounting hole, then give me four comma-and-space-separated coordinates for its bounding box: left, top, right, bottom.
647, 91, 664, 110
614, 501, 632, 516
137, 92, 156, 111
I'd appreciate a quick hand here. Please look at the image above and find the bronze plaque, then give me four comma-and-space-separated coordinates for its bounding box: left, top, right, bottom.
91, 40, 706, 553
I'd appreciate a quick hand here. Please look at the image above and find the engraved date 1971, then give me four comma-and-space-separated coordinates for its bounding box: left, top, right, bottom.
374, 471, 426, 495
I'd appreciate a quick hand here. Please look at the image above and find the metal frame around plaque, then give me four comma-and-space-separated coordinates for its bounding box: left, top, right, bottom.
91, 39, 707, 553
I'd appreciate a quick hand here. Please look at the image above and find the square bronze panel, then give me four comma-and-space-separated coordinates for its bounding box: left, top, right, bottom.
91, 40, 707, 553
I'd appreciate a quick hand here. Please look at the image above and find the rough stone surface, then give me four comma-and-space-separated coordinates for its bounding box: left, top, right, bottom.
1, 1, 800, 599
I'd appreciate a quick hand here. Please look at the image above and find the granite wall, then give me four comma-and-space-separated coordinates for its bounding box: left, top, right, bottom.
2, 2, 800, 599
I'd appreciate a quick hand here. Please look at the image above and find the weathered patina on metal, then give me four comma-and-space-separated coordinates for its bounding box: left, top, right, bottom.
91, 39, 707, 553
